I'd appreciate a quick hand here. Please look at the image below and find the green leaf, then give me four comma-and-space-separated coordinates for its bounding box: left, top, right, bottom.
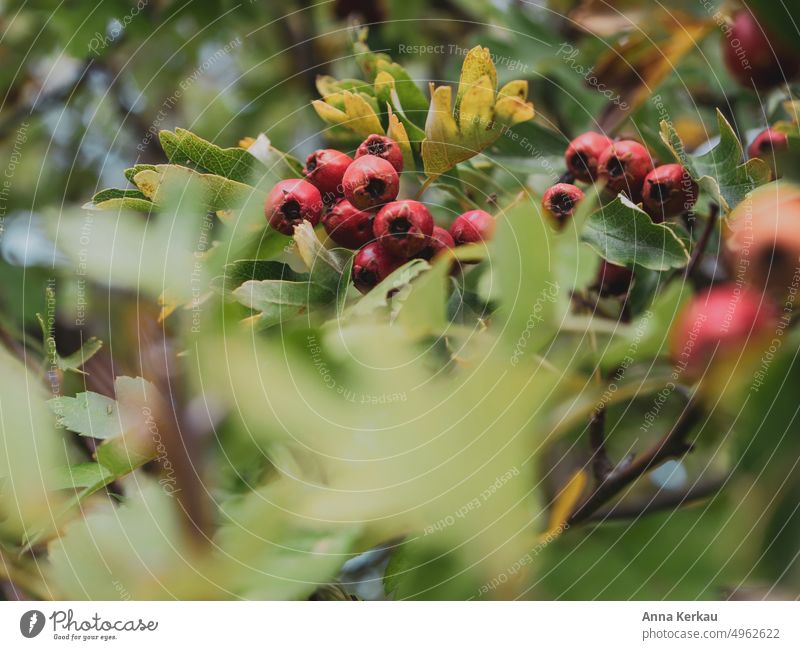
49, 392, 122, 440
293, 222, 352, 296
233, 280, 333, 328
660, 110, 771, 214
124, 164, 157, 183
159, 128, 263, 184
217, 260, 306, 293
581, 196, 690, 271
345, 259, 431, 319
133, 165, 259, 211
56, 337, 103, 373
52, 463, 113, 491
92, 188, 149, 203
395, 255, 452, 337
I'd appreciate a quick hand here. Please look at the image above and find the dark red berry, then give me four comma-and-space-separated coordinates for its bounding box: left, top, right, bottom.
595, 260, 633, 297
417, 225, 456, 261
355, 134, 404, 173
303, 149, 353, 202
373, 200, 433, 258
264, 179, 323, 235
642, 164, 699, 220
322, 199, 374, 249
565, 132, 613, 183
450, 209, 495, 245
597, 140, 653, 198
342, 155, 400, 211
542, 183, 584, 224
352, 241, 402, 294
748, 128, 788, 160
722, 11, 800, 90
670, 283, 777, 378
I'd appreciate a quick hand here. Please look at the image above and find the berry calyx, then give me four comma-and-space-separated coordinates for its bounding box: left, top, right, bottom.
356, 134, 404, 173
342, 155, 400, 211
597, 140, 653, 198
373, 200, 434, 258
565, 132, 613, 183
264, 179, 323, 235
747, 128, 788, 161
322, 199, 374, 249
417, 225, 456, 261
542, 183, 585, 225
352, 241, 402, 294
641, 164, 699, 220
722, 11, 800, 89
302, 149, 353, 203
670, 283, 777, 379
450, 209, 495, 245
595, 260, 633, 297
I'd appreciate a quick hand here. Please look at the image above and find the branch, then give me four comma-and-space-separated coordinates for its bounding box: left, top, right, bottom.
684, 203, 719, 281
568, 400, 702, 525
588, 408, 613, 483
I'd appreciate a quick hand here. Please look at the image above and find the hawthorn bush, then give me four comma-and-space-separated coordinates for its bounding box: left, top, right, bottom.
1, 1, 800, 601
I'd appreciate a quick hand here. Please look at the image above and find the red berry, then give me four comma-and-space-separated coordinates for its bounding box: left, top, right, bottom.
356, 134, 404, 173
670, 284, 777, 378
302, 149, 353, 203
373, 200, 433, 258
565, 132, 613, 183
450, 209, 495, 245
542, 183, 585, 224
342, 155, 400, 211
595, 260, 633, 296
264, 179, 323, 235
641, 164, 699, 220
747, 128, 789, 160
597, 140, 653, 198
417, 225, 456, 261
722, 11, 800, 89
322, 199, 374, 249
352, 241, 402, 294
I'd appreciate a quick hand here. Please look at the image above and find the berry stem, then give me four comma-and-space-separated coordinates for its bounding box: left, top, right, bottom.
684, 202, 720, 281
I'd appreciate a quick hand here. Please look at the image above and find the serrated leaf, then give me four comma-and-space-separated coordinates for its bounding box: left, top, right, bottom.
312, 91, 384, 139
293, 221, 352, 295
159, 128, 263, 184
581, 196, 689, 271
49, 392, 122, 439
660, 110, 771, 214
133, 165, 259, 210
233, 280, 333, 328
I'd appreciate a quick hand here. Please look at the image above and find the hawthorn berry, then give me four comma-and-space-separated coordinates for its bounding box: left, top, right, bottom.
373, 200, 434, 258
450, 209, 495, 245
356, 134, 404, 173
641, 164, 698, 220
342, 155, 400, 211
595, 260, 633, 297
670, 283, 777, 379
417, 225, 456, 261
564, 132, 613, 183
722, 11, 800, 89
747, 128, 788, 162
352, 241, 402, 294
264, 179, 323, 235
542, 183, 584, 225
322, 199, 374, 249
597, 140, 653, 198
302, 148, 353, 202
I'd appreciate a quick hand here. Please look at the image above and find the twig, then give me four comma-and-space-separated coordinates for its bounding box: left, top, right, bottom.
588, 408, 612, 483
568, 401, 702, 525
684, 203, 719, 280
585, 475, 726, 523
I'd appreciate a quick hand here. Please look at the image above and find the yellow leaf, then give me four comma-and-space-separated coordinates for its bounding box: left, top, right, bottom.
541, 469, 587, 540
386, 106, 413, 170
311, 99, 348, 126
458, 74, 495, 146
132, 169, 161, 200
422, 84, 463, 177
342, 92, 384, 137
456, 46, 497, 113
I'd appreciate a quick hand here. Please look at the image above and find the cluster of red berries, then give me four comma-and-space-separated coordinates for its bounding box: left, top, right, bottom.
263, 135, 495, 294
